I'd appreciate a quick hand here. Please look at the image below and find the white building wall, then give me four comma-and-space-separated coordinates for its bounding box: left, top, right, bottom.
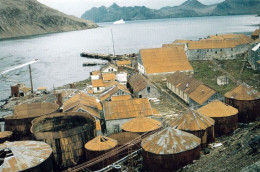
93, 87, 106, 93
138, 63, 146, 75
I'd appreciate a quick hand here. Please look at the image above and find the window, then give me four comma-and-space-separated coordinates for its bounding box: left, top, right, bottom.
220, 49, 222, 52
231, 48, 233, 51
139, 95, 142, 98
147, 87, 151, 93
113, 124, 120, 133
215, 51, 217, 54
97, 87, 100, 91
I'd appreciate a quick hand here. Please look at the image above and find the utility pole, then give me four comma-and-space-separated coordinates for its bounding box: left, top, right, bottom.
29, 64, 33, 94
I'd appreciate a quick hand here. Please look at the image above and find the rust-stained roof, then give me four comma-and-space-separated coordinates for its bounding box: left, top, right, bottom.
139, 47, 193, 74
152, 108, 159, 114
100, 83, 130, 102
122, 117, 161, 133
0, 131, 13, 139
170, 109, 215, 131
111, 95, 132, 101
128, 73, 153, 93
91, 70, 101, 76
251, 29, 260, 36
103, 98, 153, 120
162, 43, 185, 49
92, 79, 105, 87
141, 127, 201, 155
55, 89, 77, 98
85, 136, 118, 151
173, 40, 190, 44
224, 85, 260, 101
0, 141, 52, 172
96, 120, 101, 130
116, 60, 131, 66
168, 71, 216, 105
8, 102, 59, 119
70, 104, 100, 119
63, 92, 102, 112
197, 100, 238, 117
189, 84, 216, 105
102, 73, 116, 81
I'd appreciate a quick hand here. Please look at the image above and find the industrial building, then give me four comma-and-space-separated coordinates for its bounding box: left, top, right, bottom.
31, 112, 96, 170
224, 85, 260, 123
248, 40, 260, 72
171, 109, 215, 147
141, 127, 201, 172
4, 102, 59, 140
128, 73, 160, 99
197, 100, 238, 137
167, 71, 223, 108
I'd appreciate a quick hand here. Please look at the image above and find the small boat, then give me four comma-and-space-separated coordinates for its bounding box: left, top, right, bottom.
113, 19, 125, 24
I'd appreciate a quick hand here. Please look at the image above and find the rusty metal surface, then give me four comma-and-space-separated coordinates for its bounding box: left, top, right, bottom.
0, 131, 13, 144
141, 127, 201, 155
0, 141, 52, 172
224, 85, 260, 101
121, 117, 161, 133
170, 109, 215, 131
109, 132, 141, 146
85, 136, 118, 151
197, 100, 238, 117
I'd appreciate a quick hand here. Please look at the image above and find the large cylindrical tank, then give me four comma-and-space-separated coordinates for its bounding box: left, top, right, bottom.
85, 136, 118, 171
198, 100, 239, 137
141, 127, 201, 172
170, 109, 215, 147
0, 131, 13, 144
31, 112, 96, 170
4, 102, 59, 140
109, 132, 141, 159
121, 117, 161, 135
224, 85, 260, 123
0, 141, 53, 172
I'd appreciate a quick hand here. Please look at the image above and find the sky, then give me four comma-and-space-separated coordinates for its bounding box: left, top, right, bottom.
37, 0, 225, 17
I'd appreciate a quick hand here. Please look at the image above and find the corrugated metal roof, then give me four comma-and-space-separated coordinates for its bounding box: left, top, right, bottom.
100, 83, 130, 102
141, 127, 201, 155
224, 85, 260, 101
55, 89, 77, 98
252, 29, 260, 36
96, 120, 101, 130
197, 100, 238, 117
128, 73, 152, 93
103, 98, 153, 120
171, 110, 215, 131
116, 60, 131, 66
0, 131, 13, 139
111, 95, 132, 101
63, 92, 102, 112
91, 70, 101, 76
85, 136, 118, 151
0, 141, 52, 172
10, 102, 59, 119
121, 117, 161, 133
189, 84, 216, 105
102, 73, 116, 81
92, 79, 105, 87
139, 47, 193, 74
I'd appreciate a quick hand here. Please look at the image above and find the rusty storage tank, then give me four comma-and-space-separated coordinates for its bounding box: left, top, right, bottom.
31, 112, 96, 170
109, 132, 141, 159
141, 127, 201, 172
121, 116, 161, 135
198, 100, 239, 137
0, 141, 53, 172
4, 102, 59, 140
225, 85, 260, 123
0, 131, 13, 144
170, 109, 215, 147
85, 136, 118, 171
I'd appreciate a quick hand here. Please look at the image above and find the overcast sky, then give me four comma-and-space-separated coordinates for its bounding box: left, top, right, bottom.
37, 0, 225, 17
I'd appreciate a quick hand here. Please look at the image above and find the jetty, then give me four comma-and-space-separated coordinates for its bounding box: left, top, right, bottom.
80, 52, 137, 61
82, 62, 107, 66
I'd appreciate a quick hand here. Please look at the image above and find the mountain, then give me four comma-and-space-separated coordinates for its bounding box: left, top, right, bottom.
0, 0, 97, 39
81, 0, 260, 23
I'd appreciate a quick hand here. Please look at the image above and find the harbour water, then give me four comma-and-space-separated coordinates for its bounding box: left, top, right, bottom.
0, 15, 259, 105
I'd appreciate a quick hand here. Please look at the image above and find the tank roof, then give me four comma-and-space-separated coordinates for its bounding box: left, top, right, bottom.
142, 127, 201, 155
0, 131, 13, 139
121, 117, 161, 133
85, 136, 118, 151
7, 102, 59, 119
0, 141, 52, 172
170, 110, 215, 131
109, 132, 141, 145
224, 85, 260, 101
197, 100, 238, 117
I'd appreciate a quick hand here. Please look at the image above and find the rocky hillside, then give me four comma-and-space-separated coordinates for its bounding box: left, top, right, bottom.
81, 0, 260, 23
0, 0, 97, 39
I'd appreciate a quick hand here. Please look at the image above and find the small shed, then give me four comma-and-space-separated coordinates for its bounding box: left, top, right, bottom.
85, 136, 118, 170
101, 63, 118, 73
141, 127, 201, 172
217, 75, 229, 85
0, 141, 53, 172
121, 116, 161, 134
197, 100, 238, 137
170, 109, 215, 147
224, 85, 260, 123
